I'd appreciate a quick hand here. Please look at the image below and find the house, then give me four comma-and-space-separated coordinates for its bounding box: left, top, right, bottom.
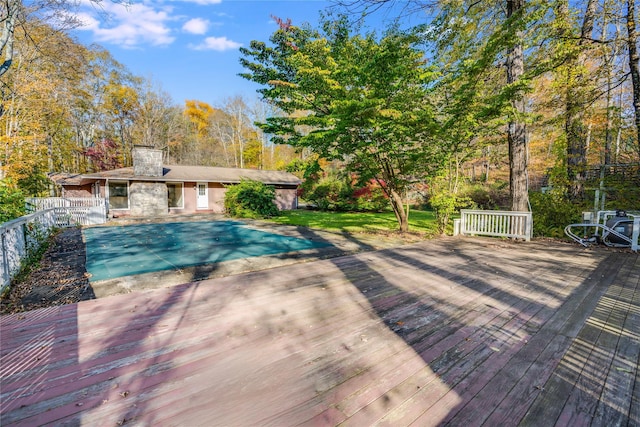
50, 146, 301, 217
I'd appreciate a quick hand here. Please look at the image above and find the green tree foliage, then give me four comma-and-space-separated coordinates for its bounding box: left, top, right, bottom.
425, 1, 551, 212
0, 179, 25, 222
224, 179, 279, 218
240, 16, 443, 232
529, 191, 581, 238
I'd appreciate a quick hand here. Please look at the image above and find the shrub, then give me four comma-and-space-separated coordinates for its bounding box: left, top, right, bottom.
305, 177, 348, 211
304, 176, 389, 212
428, 191, 472, 234
224, 179, 279, 219
0, 179, 26, 223
462, 182, 510, 210
529, 191, 582, 238
352, 183, 388, 212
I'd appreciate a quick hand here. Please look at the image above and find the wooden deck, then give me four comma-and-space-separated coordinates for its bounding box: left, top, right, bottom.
1, 237, 638, 426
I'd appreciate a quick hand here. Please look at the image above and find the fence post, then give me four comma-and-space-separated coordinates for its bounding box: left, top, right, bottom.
1, 231, 9, 291
525, 212, 532, 241
453, 219, 461, 236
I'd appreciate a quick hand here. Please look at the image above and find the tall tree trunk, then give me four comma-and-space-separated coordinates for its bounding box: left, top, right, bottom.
602, 10, 619, 167
507, 0, 529, 212
0, 0, 19, 80
627, 0, 640, 157
558, 0, 597, 200
605, 81, 614, 165
581, 0, 598, 40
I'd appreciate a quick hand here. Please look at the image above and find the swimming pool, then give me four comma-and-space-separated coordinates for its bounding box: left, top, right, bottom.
83, 220, 330, 281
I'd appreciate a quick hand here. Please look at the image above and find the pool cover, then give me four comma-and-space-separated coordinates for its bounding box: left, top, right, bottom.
83, 220, 330, 282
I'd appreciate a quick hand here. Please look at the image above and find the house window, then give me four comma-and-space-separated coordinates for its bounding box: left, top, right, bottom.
167, 183, 184, 208
108, 181, 129, 210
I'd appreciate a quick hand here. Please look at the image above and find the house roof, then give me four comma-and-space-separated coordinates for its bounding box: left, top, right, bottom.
48, 172, 96, 186
83, 165, 301, 186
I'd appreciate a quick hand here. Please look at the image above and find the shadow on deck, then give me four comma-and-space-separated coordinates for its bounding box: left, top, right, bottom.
1, 236, 638, 426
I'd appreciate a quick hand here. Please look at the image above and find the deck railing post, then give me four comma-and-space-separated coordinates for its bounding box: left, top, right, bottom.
453, 219, 461, 236
1, 231, 9, 291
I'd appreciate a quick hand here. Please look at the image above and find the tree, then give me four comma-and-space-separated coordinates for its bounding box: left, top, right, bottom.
103, 81, 140, 166
1, 0, 125, 82
213, 96, 258, 168
1, 0, 90, 112
182, 99, 212, 164
83, 138, 122, 171
506, 0, 529, 212
131, 80, 179, 150
240, 16, 441, 231
627, 0, 640, 156
333, 1, 534, 211
1, 17, 88, 192
555, 0, 598, 199
0, 178, 25, 222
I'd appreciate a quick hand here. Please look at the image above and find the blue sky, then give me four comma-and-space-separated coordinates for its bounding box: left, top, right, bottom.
71, 0, 345, 106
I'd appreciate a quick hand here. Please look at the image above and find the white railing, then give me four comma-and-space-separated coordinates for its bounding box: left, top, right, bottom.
26, 197, 105, 211
1, 210, 57, 292
26, 197, 106, 226
1, 201, 107, 292
453, 209, 533, 241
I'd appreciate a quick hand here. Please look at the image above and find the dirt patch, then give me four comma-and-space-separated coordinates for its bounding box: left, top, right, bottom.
0, 228, 95, 315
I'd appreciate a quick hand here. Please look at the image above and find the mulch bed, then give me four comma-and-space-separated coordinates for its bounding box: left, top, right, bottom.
0, 228, 95, 315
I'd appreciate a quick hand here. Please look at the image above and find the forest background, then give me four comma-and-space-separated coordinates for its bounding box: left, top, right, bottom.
1, 0, 639, 234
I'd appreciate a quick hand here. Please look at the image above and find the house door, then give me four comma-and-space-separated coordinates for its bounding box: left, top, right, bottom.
196, 183, 208, 209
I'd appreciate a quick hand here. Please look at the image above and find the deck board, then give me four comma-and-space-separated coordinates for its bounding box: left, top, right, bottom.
1, 237, 638, 426
519, 253, 639, 427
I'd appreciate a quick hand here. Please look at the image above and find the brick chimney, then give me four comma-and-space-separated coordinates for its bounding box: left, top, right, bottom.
132, 146, 163, 177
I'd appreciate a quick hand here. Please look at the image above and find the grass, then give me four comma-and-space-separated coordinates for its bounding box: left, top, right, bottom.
266, 209, 439, 235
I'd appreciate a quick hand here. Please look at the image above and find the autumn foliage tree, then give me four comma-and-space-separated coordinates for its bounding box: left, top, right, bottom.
83, 139, 123, 171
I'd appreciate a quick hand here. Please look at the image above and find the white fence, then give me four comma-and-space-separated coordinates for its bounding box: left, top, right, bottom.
26, 197, 107, 226
1, 199, 107, 292
1, 210, 58, 292
453, 209, 533, 241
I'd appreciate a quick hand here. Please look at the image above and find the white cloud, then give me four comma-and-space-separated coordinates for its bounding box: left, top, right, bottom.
76, 2, 175, 48
189, 36, 242, 51
177, 0, 222, 5
183, 18, 209, 35
75, 12, 100, 30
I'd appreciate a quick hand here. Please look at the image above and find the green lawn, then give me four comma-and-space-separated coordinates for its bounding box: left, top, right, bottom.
267, 209, 438, 235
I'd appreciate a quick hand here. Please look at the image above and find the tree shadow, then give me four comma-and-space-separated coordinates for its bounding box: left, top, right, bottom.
3, 220, 633, 426
0, 279, 212, 425
289, 228, 634, 425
